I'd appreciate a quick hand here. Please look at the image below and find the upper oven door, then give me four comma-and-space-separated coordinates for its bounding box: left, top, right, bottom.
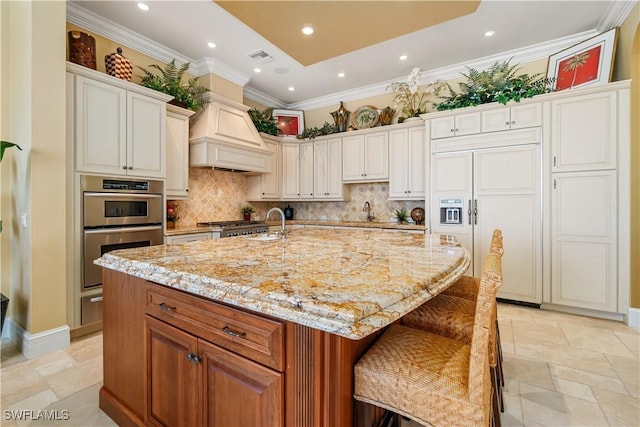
83, 192, 162, 228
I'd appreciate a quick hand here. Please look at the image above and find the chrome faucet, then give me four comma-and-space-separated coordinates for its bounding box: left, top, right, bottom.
363, 201, 375, 222
266, 207, 286, 238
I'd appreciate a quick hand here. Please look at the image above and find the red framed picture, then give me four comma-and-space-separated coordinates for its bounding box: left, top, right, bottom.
273, 109, 304, 136
547, 28, 617, 91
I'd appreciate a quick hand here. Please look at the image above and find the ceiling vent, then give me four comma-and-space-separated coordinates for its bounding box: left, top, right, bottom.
247, 49, 273, 63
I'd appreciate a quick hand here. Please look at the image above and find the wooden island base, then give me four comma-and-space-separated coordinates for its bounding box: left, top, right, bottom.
100, 269, 382, 427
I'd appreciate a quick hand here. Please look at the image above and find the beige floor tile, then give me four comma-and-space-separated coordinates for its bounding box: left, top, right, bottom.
605, 353, 640, 398
499, 319, 514, 344
0, 362, 50, 407
514, 336, 618, 378
552, 377, 597, 402
43, 355, 103, 400
519, 383, 609, 426
66, 333, 103, 364
549, 364, 630, 396
500, 392, 524, 427
512, 320, 568, 345
497, 304, 536, 322
614, 332, 640, 355
4, 389, 59, 427
560, 322, 634, 358
592, 387, 640, 427
503, 356, 555, 391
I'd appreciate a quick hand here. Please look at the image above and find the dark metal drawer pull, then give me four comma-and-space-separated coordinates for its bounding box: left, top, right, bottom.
222, 326, 246, 338
158, 302, 176, 311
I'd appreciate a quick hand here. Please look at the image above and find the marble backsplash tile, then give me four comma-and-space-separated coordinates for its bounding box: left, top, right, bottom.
169, 168, 425, 225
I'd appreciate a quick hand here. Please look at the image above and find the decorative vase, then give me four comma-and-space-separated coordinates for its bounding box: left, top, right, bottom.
330, 101, 351, 133
379, 106, 395, 126
243, 213, 251, 221
68, 31, 96, 70
167, 220, 176, 229
104, 47, 133, 81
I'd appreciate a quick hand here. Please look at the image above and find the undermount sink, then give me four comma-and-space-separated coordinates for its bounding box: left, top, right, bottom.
248, 234, 280, 241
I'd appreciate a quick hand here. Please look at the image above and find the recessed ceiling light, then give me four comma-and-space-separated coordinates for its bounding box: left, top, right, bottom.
207, 42, 216, 48
301, 26, 315, 35
484, 30, 495, 37
254, 68, 261, 73
399, 54, 408, 61
137, 2, 149, 11
288, 87, 295, 91
338, 72, 345, 78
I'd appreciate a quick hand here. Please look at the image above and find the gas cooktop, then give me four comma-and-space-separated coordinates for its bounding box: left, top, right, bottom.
197, 220, 268, 238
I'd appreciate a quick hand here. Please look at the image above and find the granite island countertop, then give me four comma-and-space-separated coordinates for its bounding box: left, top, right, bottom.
96, 228, 469, 339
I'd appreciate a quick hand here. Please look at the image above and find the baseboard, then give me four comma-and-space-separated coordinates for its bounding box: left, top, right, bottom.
628, 307, 640, 328
6, 319, 71, 359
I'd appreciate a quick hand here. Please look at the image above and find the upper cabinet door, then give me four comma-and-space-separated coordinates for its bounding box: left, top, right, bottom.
166, 105, 195, 199
326, 138, 343, 198
127, 92, 166, 178
551, 91, 617, 172
74, 75, 127, 175
299, 142, 314, 199
481, 103, 542, 133
281, 143, 300, 199
430, 112, 481, 139
363, 132, 389, 180
342, 135, 365, 181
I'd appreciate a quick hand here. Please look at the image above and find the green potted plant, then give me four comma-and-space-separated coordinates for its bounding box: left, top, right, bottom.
388, 67, 444, 122
394, 208, 409, 224
241, 205, 255, 221
1, 141, 22, 162
435, 58, 555, 111
248, 108, 279, 136
137, 59, 209, 112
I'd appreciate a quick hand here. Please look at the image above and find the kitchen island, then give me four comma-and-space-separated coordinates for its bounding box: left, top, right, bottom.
96, 228, 470, 427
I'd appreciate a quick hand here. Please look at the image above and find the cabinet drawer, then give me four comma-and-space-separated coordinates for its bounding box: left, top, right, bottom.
146, 283, 284, 371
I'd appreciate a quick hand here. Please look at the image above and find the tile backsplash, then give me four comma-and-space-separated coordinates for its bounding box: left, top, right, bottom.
170, 168, 425, 225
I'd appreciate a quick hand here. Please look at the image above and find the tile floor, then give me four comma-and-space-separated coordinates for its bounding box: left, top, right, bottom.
1, 303, 638, 426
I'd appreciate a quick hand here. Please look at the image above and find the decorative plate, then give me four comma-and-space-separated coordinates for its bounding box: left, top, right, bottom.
350, 105, 380, 129
410, 207, 425, 225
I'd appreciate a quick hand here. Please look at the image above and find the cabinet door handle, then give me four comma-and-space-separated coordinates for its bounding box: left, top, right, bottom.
222, 326, 246, 338
158, 302, 176, 312
473, 199, 478, 225
468, 200, 472, 225
553, 156, 557, 167
186, 352, 201, 364
553, 178, 557, 189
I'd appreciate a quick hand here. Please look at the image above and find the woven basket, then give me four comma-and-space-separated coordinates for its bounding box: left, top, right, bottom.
105, 47, 133, 81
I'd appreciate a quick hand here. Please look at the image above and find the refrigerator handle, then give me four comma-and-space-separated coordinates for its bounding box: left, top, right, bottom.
473, 199, 478, 225
468, 200, 472, 225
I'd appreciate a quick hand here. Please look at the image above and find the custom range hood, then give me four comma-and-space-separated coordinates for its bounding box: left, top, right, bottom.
189, 93, 271, 174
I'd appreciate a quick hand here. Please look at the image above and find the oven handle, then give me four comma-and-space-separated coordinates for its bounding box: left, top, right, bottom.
83, 225, 163, 234
84, 192, 162, 199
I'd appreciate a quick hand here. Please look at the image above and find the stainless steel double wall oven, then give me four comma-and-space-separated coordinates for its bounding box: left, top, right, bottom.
81, 175, 163, 325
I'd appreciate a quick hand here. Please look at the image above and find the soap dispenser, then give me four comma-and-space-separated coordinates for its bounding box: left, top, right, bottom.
284, 205, 294, 220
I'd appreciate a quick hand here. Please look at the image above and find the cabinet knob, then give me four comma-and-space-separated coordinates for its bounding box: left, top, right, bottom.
408, 190, 411, 193
505, 121, 510, 125
122, 166, 127, 170
185, 189, 189, 192
186, 352, 201, 364
450, 128, 455, 133
310, 193, 313, 196
262, 192, 265, 195
511, 120, 515, 125
128, 166, 133, 170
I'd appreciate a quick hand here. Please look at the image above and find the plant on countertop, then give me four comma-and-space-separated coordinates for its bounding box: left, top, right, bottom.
241, 205, 255, 215
388, 67, 444, 121
166, 202, 179, 222
394, 208, 409, 223
1, 141, 22, 162
434, 58, 555, 111
248, 108, 279, 136
138, 59, 209, 112
296, 122, 337, 140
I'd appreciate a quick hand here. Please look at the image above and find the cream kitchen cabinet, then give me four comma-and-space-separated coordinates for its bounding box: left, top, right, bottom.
165, 232, 217, 244
68, 62, 171, 178
247, 136, 281, 200
481, 102, 542, 133
389, 126, 425, 200
342, 131, 388, 182
551, 171, 617, 312
166, 104, 195, 199
299, 142, 314, 199
281, 142, 300, 199
550, 91, 617, 172
314, 138, 344, 199
429, 111, 481, 139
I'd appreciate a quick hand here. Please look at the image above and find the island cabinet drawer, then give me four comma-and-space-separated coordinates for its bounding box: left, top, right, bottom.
145, 284, 284, 372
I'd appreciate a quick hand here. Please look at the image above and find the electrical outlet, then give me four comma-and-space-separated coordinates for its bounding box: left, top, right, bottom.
320, 215, 327, 221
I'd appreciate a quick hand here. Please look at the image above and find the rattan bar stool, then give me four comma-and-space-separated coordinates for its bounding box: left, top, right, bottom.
354, 249, 503, 427
401, 230, 505, 418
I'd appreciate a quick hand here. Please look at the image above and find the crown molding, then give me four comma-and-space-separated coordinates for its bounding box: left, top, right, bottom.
598, 0, 638, 31
192, 57, 251, 87
284, 30, 599, 111
243, 86, 288, 109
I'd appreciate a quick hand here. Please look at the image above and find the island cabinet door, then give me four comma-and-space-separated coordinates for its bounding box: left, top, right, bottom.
145, 315, 201, 427
200, 339, 283, 427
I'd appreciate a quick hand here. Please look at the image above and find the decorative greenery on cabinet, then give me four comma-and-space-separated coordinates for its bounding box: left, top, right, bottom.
435, 59, 555, 111
248, 108, 279, 136
137, 59, 209, 111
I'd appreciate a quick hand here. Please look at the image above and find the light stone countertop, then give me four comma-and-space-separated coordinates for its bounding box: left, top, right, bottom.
272, 219, 426, 231
96, 228, 469, 339
164, 224, 222, 236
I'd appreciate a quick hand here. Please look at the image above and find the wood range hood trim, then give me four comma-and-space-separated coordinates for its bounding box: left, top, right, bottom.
189, 93, 272, 174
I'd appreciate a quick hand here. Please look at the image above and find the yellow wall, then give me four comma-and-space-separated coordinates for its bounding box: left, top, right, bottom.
1, 1, 67, 335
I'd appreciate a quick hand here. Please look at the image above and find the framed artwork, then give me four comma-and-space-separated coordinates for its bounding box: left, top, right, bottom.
547, 28, 618, 91
273, 109, 304, 136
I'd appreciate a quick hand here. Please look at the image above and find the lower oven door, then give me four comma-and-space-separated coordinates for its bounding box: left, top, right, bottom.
83, 225, 163, 290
